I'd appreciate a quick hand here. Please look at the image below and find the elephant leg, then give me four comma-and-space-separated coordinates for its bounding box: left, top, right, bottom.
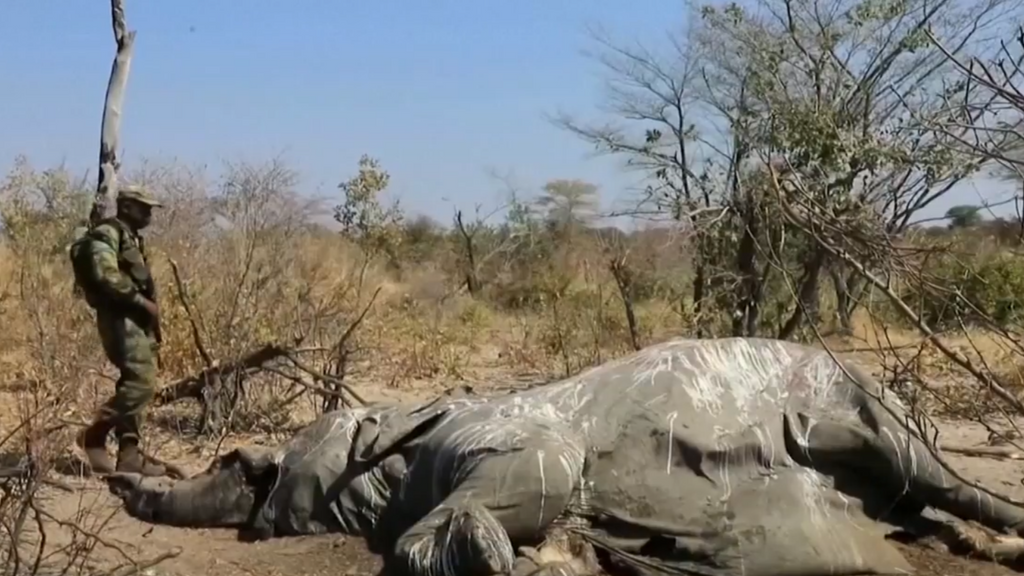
859, 401, 1024, 534
785, 412, 929, 521
390, 442, 583, 576
106, 446, 277, 528
787, 403, 1024, 536
513, 528, 603, 576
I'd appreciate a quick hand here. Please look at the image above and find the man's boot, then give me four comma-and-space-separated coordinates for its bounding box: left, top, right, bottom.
116, 440, 167, 477
76, 420, 115, 475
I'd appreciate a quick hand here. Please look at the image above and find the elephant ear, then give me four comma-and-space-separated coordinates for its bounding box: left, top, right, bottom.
348, 407, 449, 471
235, 446, 277, 476
236, 445, 288, 540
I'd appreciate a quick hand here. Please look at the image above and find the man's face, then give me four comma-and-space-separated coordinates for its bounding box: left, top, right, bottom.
120, 200, 154, 230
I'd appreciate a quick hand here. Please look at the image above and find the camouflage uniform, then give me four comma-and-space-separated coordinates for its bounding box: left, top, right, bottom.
76, 186, 165, 476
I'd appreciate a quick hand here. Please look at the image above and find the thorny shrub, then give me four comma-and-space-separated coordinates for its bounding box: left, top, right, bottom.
913, 249, 1024, 331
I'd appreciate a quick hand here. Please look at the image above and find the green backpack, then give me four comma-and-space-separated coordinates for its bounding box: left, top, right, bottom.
67, 219, 125, 304
68, 224, 97, 300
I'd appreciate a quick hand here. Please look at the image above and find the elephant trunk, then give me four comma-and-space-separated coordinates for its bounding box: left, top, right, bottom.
108, 449, 275, 529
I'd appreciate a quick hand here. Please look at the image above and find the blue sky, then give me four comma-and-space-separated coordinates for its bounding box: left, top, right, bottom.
0, 1, 1015, 226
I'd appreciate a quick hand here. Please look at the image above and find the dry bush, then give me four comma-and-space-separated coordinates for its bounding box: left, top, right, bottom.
0, 155, 420, 574
0, 158, 185, 575
379, 293, 492, 381
0, 157, 391, 438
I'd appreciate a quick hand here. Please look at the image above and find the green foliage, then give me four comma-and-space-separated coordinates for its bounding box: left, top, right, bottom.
945, 205, 983, 229
536, 179, 599, 233
399, 214, 447, 264
334, 155, 404, 258
910, 248, 1024, 329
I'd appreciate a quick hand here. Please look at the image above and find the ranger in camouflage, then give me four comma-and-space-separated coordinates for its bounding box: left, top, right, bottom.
74, 186, 167, 477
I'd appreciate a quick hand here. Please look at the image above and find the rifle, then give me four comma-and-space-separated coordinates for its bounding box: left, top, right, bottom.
144, 278, 163, 343
136, 233, 164, 365
142, 275, 163, 368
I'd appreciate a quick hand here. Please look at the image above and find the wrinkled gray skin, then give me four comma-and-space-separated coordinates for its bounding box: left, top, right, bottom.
107, 338, 1024, 576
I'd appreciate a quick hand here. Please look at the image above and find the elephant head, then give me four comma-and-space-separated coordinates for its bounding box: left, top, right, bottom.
106, 446, 278, 529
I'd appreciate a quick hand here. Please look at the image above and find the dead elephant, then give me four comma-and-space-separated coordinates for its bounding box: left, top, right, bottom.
107, 337, 1024, 576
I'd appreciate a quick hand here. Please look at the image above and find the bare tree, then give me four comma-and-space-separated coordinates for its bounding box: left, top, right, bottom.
554, 0, 1021, 339
89, 0, 136, 225
550, 27, 718, 334
454, 209, 482, 296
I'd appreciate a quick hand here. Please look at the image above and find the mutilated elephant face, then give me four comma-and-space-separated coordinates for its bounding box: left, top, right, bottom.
107, 446, 279, 529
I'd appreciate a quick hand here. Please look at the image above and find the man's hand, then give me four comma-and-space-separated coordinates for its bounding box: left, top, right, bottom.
138, 297, 160, 322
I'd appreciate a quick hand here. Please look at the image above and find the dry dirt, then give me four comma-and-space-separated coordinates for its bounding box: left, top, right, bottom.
10, 373, 1024, 576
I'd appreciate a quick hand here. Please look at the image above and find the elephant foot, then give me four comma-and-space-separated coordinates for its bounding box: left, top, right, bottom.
513, 529, 601, 576
447, 505, 516, 575
896, 514, 1024, 568
942, 520, 1024, 566
395, 502, 517, 576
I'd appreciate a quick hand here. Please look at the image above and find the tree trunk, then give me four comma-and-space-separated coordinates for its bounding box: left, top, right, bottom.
830, 265, 867, 336
320, 344, 353, 413
454, 210, 481, 296
731, 196, 761, 337
198, 371, 244, 437
609, 257, 642, 351
692, 256, 708, 338
778, 248, 826, 340
90, 0, 136, 225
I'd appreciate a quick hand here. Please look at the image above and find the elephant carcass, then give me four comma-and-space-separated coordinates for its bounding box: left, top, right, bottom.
107, 337, 1024, 576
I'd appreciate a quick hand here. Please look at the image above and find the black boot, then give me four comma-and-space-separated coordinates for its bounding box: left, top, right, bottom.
116, 439, 167, 477
76, 420, 115, 475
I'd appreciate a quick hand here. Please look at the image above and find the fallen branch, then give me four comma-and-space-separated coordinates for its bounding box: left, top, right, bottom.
282, 354, 367, 406
154, 343, 288, 404
940, 444, 1024, 460
766, 165, 1024, 507
262, 365, 358, 408
96, 547, 183, 576
36, 507, 138, 567
0, 468, 75, 493
153, 343, 369, 409
767, 165, 1024, 415
152, 286, 381, 419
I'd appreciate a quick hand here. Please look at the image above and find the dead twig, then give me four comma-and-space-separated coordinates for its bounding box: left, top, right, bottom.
940, 444, 1024, 460
768, 165, 1024, 415
261, 365, 354, 408
0, 468, 75, 493
168, 257, 214, 366
154, 343, 288, 404
767, 164, 1024, 507
36, 507, 137, 566
282, 354, 368, 406
96, 547, 183, 576
329, 285, 382, 359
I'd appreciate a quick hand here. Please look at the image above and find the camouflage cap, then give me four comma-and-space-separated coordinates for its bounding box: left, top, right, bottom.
117, 185, 163, 207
